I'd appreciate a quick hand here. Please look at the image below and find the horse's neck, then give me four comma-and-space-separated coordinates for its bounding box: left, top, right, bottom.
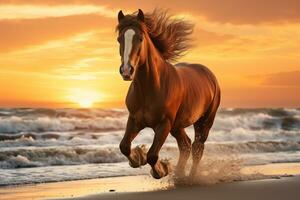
134, 39, 168, 93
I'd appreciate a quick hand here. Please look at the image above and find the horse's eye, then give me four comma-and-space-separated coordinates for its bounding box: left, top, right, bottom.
137, 35, 143, 42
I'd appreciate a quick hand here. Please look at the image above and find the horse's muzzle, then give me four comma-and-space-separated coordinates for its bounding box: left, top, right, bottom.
119, 64, 134, 81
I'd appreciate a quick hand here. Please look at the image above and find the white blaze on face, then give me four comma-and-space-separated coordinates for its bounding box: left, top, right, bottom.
123, 29, 135, 73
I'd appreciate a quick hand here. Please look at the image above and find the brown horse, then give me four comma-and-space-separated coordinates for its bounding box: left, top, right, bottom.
117, 9, 221, 179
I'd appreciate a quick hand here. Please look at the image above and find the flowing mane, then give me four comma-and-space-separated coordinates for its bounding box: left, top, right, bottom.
117, 9, 194, 62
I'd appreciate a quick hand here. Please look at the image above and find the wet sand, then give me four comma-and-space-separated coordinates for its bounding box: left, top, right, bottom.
1, 163, 300, 200
70, 175, 300, 200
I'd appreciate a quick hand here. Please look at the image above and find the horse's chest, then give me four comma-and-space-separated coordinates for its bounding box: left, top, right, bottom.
132, 108, 161, 127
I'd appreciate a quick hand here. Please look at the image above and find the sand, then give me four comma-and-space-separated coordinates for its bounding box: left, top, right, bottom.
71, 175, 300, 200
1, 163, 300, 200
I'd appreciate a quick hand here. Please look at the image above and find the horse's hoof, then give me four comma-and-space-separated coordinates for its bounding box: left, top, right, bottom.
129, 145, 147, 168
188, 167, 198, 179
150, 168, 163, 179
150, 159, 171, 179
129, 160, 140, 168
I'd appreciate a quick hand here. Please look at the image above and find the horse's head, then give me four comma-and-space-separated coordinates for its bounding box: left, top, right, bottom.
116, 9, 146, 81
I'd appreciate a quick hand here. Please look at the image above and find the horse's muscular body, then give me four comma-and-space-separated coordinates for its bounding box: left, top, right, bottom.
117, 9, 220, 179
126, 62, 220, 131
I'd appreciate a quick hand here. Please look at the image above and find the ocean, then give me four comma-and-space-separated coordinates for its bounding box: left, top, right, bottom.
0, 108, 299, 186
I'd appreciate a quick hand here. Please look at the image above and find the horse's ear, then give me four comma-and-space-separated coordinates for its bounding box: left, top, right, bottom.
118, 10, 125, 23
137, 9, 144, 22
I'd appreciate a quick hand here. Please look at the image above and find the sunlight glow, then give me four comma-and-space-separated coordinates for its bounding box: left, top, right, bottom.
68, 89, 102, 108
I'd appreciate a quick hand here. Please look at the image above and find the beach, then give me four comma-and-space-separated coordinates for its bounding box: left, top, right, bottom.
70, 175, 300, 200
1, 162, 300, 200
0, 108, 299, 199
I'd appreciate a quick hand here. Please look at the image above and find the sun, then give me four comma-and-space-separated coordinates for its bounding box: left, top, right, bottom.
68, 88, 102, 108
77, 99, 94, 108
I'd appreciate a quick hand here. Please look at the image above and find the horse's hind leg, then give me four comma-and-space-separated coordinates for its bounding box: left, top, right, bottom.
190, 97, 220, 177
190, 121, 211, 177
171, 128, 191, 177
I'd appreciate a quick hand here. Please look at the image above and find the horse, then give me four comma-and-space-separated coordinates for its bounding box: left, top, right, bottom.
116, 9, 221, 179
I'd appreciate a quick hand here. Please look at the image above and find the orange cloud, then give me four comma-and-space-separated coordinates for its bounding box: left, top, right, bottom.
2, 0, 300, 24
221, 86, 300, 108
0, 4, 115, 19
0, 14, 114, 52
255, 71, 300, 86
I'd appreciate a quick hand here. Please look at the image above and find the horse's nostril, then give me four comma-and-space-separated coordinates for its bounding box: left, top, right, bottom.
129, 66, 134, 74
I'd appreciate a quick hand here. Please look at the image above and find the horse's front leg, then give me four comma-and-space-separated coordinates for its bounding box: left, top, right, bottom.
119, 116, 146, 168
147, 119, 172, 179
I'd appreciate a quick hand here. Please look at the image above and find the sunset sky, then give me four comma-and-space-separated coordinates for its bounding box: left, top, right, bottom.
0, 0, 299, 108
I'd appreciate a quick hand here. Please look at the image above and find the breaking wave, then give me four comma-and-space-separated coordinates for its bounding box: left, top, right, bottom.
0, 146, 126, 169
0, 108, 299, 186
0, 108, 299, 134
0, 108, 127, 133
1, 141, 300, 169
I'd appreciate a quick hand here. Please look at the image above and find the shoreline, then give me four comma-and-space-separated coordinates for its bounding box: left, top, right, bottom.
1, 162, 300, 200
